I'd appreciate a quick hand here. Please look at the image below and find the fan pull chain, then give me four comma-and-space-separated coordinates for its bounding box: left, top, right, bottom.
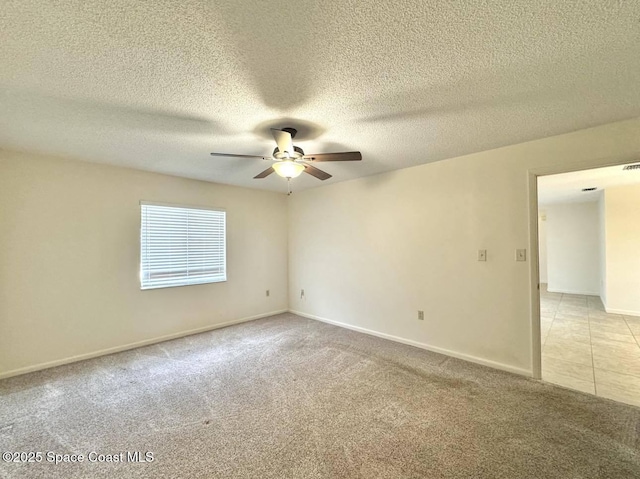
287, 177, 292, 196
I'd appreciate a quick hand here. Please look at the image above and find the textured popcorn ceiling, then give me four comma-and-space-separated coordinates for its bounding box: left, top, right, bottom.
1, 1, 639, 193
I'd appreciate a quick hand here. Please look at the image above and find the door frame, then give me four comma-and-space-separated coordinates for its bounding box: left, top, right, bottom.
527, 154, 640, 380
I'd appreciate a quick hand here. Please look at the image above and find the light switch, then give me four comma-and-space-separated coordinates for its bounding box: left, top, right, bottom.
478, 249, 487, 261
516, 249, 527, 262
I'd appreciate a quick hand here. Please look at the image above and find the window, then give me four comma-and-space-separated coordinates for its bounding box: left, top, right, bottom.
140, 202, 226, 290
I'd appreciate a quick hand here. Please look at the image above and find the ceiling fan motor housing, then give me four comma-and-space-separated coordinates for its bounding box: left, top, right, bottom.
273, 145, 304, 160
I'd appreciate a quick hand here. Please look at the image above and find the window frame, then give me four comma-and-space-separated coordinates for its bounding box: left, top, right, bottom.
139, 201, 227, 290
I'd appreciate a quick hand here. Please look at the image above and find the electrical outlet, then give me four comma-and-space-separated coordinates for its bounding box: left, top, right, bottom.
478, 249, 487, 261
300, 289, 305, 299
516, 249, 527, 262
418, 310, 424, 320
266, 290, 270, 297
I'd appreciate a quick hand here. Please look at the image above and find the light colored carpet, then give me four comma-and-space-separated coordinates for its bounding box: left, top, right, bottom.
1, 313, 639, 478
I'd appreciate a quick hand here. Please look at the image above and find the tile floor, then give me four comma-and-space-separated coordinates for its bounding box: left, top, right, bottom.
541, 284, 640, 407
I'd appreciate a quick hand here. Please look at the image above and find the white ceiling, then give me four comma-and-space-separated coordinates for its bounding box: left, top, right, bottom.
538, 162, 640, 206
1, 1, 640, 193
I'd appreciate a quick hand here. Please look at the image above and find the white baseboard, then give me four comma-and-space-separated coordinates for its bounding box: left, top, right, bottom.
547, 288, 600, 296
605, 307, 640, 317
601, 295, 640, 316
289, 310, 532, 378
0, 309, 288, 380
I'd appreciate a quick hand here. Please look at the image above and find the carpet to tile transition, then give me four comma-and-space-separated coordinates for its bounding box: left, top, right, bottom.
1, 313, 639, 478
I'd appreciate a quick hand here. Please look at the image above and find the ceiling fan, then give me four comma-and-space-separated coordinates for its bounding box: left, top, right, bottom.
210, 127, 362, 185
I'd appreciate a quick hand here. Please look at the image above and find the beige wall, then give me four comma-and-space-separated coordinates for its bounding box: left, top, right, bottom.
604, 184, 640, 316
288, 118, 640, 376
0, 151, 288, 377
546, 202, 600, 296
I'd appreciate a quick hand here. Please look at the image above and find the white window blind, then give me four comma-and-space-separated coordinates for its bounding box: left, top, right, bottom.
140, 202, 226, 290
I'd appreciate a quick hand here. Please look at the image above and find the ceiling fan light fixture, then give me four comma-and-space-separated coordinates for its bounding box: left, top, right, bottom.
272, 160, 305, 178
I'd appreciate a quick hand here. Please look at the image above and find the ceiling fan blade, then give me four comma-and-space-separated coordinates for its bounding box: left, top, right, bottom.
302, 151, 362, 162
303, 164, 332, 181
254, 167, 275, 179
271, 128, 295, 157
211, 152, 267, 159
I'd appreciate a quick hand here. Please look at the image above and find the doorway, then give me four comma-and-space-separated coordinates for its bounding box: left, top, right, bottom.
536, 162, 640, 407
